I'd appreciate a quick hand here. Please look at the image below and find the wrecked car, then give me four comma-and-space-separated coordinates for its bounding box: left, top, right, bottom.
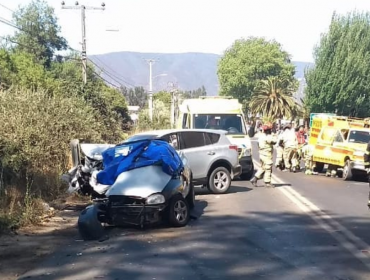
62, 138, 195, 240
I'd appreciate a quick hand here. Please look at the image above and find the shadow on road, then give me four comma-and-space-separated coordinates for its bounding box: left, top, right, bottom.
18, 206, 370, 280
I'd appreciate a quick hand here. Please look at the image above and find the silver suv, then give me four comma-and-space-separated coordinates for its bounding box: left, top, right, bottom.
126, 129, 242, 194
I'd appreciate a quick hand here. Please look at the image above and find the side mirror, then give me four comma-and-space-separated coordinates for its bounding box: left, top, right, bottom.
248, 126, 255, 138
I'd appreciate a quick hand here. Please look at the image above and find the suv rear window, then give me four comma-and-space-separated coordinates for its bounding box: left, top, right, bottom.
206, 132, 220, 144
181, 132, 205, 149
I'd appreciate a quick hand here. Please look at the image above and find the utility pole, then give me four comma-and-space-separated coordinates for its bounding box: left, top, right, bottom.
144, 59, 157, 121
61, 1, 105, 84
168, 82, 178, 128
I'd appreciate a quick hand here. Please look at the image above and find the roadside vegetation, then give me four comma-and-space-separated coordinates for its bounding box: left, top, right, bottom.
304, 11, 370, 117
217, 37, 301, 121
0, 0, 130, 232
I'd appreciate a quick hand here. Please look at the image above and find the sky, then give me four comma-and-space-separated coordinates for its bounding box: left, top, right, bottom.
1, 0, 370, 62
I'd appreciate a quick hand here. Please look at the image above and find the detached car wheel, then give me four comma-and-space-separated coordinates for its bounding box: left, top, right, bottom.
168, 194, 190, 227
78, 204, 105, 240
208, 166, 231, 194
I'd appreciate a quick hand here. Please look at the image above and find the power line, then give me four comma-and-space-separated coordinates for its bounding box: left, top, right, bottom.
0, 16, 21, 30
88, 58, 135, 88
92, 56, 134, 86
89, 57, 135, 88
90, 68, 120, 89
0, 3, 14, 13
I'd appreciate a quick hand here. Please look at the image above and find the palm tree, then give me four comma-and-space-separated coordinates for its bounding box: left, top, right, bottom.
249, 76, 300, 121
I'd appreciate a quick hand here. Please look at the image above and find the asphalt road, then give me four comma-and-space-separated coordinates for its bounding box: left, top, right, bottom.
20, 139, 370, 280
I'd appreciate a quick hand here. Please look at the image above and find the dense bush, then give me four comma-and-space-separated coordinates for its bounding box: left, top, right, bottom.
0, 87, 126, 229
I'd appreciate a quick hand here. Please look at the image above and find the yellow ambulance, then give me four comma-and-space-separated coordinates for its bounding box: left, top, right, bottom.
176, 96, 254, 180
308, 114, 370, 180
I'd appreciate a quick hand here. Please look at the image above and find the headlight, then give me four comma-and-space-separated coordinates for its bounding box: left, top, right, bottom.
354, 151, 364, 157
146, 194, 165, 205
243, 148, 251, 157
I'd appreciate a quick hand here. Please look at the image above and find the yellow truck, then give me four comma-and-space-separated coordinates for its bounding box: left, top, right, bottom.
176, 96, 254, 179
308, 114, 370, 180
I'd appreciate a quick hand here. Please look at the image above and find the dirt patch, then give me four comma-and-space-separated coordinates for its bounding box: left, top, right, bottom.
0, 195, 90, 280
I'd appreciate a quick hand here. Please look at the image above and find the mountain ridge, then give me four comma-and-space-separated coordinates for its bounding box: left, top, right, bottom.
90, 51, 314, 96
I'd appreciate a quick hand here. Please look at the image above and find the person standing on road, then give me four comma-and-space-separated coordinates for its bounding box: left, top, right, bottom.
281, 124, 299, 172
364, 140, 370, 209
275, 128, 285, 170
250, 122, 277, 188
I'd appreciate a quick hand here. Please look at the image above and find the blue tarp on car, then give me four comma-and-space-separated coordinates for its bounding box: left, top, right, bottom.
96, 139, 184, 186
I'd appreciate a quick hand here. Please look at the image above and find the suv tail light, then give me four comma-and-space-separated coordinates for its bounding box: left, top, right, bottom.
229, 145, 238, 151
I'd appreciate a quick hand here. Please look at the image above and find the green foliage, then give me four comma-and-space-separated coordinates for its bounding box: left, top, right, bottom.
217, 37, 296, 109
10, 0, 67, 67
120, 86, 147, 107
0, 87, 116, 230
137, 99, 171, 131
154, 91, 171, 107
0, 0, 131, 231
0, 49, 55, 91
305, 11, 370, 117
179, 86, 207, 99
250, 76, 299, 120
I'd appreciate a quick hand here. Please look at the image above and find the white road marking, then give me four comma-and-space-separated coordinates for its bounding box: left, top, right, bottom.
252, 159, 370, 270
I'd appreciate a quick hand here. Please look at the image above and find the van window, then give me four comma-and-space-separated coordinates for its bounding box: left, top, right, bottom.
193, 114, 246, 134
182, 113, 188, 128
348, 130, 370, 144
320, 127, 336, 142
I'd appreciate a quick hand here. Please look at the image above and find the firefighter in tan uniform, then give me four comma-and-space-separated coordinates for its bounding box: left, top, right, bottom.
275, 131, 284, 170
364, 140, 370, 209
281, 124, 299, 172
250, 122, 277, 188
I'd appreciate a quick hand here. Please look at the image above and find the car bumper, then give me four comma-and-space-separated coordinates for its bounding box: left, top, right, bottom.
232, 164, 242, 179
350, 161, 367, 172
109, 203, 166, 226
240, 155, 254, 174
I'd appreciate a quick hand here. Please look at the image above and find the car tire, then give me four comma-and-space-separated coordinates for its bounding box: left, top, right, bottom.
314, 162, 324, 173
168, 194, 190, 227
342, 159, 353, 181
186, 182, 195, 210
208, 166, 231, 194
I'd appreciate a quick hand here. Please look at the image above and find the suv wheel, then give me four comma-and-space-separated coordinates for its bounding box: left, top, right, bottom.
208, 166, 231, 194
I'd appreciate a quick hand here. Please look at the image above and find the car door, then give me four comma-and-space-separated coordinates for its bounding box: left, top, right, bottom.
178, 131, 216, 181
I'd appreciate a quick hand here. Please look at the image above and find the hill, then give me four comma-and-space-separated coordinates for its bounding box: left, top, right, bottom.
90, 51, 313, 96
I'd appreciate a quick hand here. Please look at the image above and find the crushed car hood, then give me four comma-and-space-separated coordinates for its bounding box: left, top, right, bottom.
105, 165, 172, 198
80, 144, 115, 160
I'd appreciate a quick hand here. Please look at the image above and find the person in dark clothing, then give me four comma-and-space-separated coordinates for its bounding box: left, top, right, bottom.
364, 141, 370, 209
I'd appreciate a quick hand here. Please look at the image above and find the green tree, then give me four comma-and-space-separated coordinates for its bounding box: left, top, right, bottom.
154, 91, 171, 107
10, 0, 67, 67
305, 11, 370, 117
250, 76, 299, 121
120, 86, 147, 108
137, 99, 171, 131
0, 48, 56, 91
217, 37, 296, 109
180, 86, 207, 99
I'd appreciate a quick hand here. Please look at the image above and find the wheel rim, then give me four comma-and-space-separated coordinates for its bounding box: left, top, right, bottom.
343, 163, 348, 177
213, 171, 230, 190
174, 200, 188, 222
